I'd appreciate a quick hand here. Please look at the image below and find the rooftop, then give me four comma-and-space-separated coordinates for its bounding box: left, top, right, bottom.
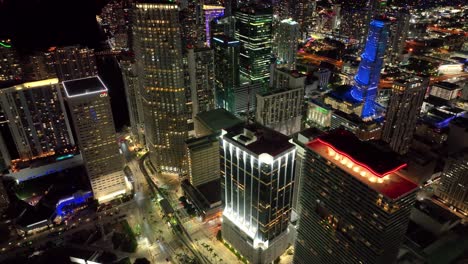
223, 123, 295, 158
62, 76, 108, 98
196, 109, 243, 133
307, 129, 418, 200
434, 81, 460, 90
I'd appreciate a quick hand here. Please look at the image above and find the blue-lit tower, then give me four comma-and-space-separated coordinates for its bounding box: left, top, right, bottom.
351, 19, 389, 118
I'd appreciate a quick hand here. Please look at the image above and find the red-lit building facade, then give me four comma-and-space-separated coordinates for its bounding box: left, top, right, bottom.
294, 129, 418, 264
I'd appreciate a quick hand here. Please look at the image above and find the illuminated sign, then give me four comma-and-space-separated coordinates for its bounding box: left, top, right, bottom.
100, 92, 108, 97
0, 42, 11, 48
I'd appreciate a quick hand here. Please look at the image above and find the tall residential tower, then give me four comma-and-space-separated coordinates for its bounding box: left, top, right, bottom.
294, 129, 418, 264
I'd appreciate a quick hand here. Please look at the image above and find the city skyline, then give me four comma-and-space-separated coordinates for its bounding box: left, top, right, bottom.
0, 0, 467, 264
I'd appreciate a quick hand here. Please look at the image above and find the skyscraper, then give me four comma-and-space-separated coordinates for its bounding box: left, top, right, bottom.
294, 129, 418, 264
0, 39, 22, 83
199, 5, 225, 47
0, 78, 74, 161
133, 2, 188, 173
45, 46, 98, 81
435, 150, 468, 214
255, 87, 304, 135
63, 76, 126, 203
213, 35, 240, 111
382, 77, 427, 155
186, 134, 220, 187
292, 0, 316, 34
275, 19, 300, 70
388, 10, 410, 64
350, 19, 390, 118
221, 123, 296, 264
187, 47, 216, 118
120, 53, 145, 146
235, 6, 273, 83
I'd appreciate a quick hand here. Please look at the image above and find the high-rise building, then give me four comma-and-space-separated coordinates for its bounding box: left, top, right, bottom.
186, 134, 219, 187
235, 6, 273, 83
22, 53, 56, 81
294, 129, 418, 264
331, 4, 341, 31
255, 87, 304, 136
292, 0, 316, 34
133, 2, 188, 173
213, 35, 240, 111
200, 5, 225, 47
382, 77, 427, 155
388, 10, 410, 64
46, 46, 98, 81
275, 19, 300, 70
0, 39, 22, 83
63, 76, 126, 203
221, 123, 296, 264
211, 16, 236, 39
0, 78, 75, 161
350, 19, 390, 118
120, 53, 145, 146
187, 47, 216, 118
271, 68, 306, 91
435, 150, 468, 214
233, 79, 263, 117
306, 99, 332, 129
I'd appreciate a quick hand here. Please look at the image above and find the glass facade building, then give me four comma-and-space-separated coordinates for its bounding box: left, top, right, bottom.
221, 123, 296, 263
133, 2, 188, 173
213, 35, 240, 112
382, 77, 427, 155
351, 19, 389, 118
235, 7, 273, 83
294, 129, 418, 264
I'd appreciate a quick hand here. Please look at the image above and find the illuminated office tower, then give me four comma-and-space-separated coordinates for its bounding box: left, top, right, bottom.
133, 2, 188, 173
199, 5, 225, 47
211, 16, 236, 39
0, 79, 74, 161
0, 39, 22, 83
294, 129, 418, 264
213, 35, 240, 112
46, 46, 98, 81
221, 123, 296, 264
275, 19, 300, 70
435, 150, 468, 213
292, 0, 316, 34
235, 6, 273, 83
120, 54, 145, 146
350, 19, 389, 118
63, 76, 126, 203
187, 47, 216, 118
382, 77, 426, 155
388, 10, 410, 64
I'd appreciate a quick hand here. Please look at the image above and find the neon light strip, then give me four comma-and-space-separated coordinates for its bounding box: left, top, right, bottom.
62, 76, 108, 98
313, 139, 407, 177
0, 42, 11, 48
